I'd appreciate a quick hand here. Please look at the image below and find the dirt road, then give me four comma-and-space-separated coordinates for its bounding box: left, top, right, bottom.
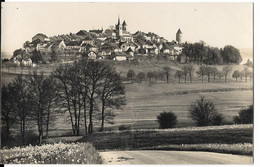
100, 150, 253, 164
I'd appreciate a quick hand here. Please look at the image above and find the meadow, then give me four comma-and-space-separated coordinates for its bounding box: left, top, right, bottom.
76, 124, 253, 155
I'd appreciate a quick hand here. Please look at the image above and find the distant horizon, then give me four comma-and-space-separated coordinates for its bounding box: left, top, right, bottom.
1, 2, 253, 57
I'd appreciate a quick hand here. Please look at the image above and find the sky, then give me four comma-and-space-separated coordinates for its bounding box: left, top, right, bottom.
1, 2, 253, 55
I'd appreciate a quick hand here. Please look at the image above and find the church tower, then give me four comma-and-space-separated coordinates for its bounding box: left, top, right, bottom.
116, 17, 123, 38
122, 20, 127, 31
176, 28, 183, 44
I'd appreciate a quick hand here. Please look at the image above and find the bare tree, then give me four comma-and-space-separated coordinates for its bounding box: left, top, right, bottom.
12, 76, 31, 144
52, 64, 81, 136
1, 84, 16, 139
26, 70, 58, 144
99, 69, 126, 131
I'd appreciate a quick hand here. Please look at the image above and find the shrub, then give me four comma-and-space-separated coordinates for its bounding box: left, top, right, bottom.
233, 105, 253, 124
189, 96, 224, 126
211, 113, 225, 126
157, 111, 177, 129
118, 125, 131, 131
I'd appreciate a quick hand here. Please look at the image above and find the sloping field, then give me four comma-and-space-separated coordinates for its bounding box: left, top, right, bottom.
76, 124, 253, 152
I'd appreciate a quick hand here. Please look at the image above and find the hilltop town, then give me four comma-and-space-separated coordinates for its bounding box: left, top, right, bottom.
10, 18, 184, 66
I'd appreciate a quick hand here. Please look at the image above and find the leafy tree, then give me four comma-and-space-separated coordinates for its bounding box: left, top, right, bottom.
31, 50, 43, 64
147, 71, 155, 84
244, 67, 250, 82
189, 96, 223, 126
244, 58, 253, 68
23, 41, 31, 48
197, 66, 207, 83
182, 65, 190, 83
50, 50, 58, 63
233, 105, 253, 124
248, 71, 253, 82
187, 65, 194, 83
157, 111, 177, 129
163, 66, 171, 83
136, 72, 146, 83
205, 66, 213, 83
232, 70, 240, 82
222, 66, 232, 82
221, 45, 242, 64
127, 69, 136, 82
211, 67, 218, 82
217, 71, 225, 82
175, 70, 183, 83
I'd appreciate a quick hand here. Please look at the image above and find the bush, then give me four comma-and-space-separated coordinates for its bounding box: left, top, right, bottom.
211, 113, 225, 126
157, 111, 177, 129
233, 105, 253, 124
118, 125, 131, 131
189, 96, 224, 126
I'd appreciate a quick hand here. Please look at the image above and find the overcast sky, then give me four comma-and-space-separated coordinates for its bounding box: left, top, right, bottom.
1, 2, 253, 54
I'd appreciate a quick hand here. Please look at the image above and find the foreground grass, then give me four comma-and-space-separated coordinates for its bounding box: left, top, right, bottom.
76, 124, 253, 154
1, 142, 103, 164
142, 143, 253, 156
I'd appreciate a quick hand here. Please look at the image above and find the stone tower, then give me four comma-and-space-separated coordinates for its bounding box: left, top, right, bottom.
176, 28, 183, 44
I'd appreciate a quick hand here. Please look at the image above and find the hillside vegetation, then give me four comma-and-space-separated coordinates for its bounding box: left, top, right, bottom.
76, 124, 252, 154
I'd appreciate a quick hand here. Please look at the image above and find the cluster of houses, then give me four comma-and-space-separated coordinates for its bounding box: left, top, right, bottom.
14, 18, 184, 65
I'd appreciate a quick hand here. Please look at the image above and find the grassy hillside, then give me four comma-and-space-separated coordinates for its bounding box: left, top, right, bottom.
75, 124, 252, 153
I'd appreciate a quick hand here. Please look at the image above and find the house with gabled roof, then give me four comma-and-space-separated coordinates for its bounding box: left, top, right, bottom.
51, 40, 66, 51
76, 30, 88, 36
66, 41, 81, 51
32, 33, 49, 43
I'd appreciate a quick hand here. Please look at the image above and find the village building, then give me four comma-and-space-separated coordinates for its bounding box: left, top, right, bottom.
32, 33, 50, 43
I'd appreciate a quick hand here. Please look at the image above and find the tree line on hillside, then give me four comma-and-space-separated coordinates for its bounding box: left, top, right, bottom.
181, 43, 242, 65
1, 60, 126, 146
157, 96, 253, 129
127, 65, 253, 84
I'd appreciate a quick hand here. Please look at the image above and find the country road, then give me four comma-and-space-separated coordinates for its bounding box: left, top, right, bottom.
100, 150, 253, 164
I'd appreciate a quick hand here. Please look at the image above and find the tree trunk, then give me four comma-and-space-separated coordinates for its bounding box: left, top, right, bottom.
166, 75, 169, 83
83, 100, 88, 135
88, 98, 94, 134
101, 101, 105, 131
178, 77, 180, 83
184, 74, 187, 83
202, 75, 204, 83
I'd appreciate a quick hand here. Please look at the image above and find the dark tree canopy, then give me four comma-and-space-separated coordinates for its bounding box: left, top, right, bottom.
221, 45, 242, 64
189, 96, 223, 126
157, 111, 177, 129
233, 105, 253, 124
